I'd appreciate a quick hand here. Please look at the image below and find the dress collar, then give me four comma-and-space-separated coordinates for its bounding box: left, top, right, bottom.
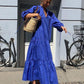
38, 5, 48, 18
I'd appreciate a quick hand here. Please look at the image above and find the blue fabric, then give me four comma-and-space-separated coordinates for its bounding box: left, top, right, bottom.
22, 5, 64, 84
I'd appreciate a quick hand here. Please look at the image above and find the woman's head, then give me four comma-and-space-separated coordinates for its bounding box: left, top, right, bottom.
40, 0, 52, 8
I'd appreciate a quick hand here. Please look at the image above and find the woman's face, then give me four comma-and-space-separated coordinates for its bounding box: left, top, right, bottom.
41, 0, 52, 8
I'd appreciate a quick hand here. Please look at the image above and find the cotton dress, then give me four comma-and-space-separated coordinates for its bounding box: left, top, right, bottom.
21, 5, 64, 84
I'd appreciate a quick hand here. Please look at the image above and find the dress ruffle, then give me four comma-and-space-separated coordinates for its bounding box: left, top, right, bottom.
22, 40, 58, 84
22, 59, 58, 84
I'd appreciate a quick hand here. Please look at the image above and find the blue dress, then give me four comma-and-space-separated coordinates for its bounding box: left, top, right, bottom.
21, 5, 64, 84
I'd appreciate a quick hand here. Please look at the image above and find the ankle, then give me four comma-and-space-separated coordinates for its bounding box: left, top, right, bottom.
32, 80, 36, 84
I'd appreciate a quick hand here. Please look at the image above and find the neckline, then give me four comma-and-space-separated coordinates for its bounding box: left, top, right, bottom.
38, 5, 48, 18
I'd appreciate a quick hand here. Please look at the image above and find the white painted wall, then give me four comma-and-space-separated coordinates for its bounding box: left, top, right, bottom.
61, 9, 81, 20
62, 0, 82, 8
0, 0, 18, 6
58, 0, 84, 61
0, 0, 18, 62
0, 7, 17, 19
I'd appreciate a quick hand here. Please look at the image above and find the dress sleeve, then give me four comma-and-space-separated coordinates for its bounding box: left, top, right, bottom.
52, 13, 64, 32
21, 5, 39, 20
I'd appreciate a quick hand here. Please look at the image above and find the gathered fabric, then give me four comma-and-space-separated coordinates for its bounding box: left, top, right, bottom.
22, 5, 64, 84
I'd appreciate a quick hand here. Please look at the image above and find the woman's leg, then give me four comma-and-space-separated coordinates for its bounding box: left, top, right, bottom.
32, 80, 36, 84
32, 80, 40, 84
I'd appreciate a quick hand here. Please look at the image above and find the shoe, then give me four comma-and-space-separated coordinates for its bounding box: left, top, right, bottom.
29, 81, 32, 84
36, 80, 40, 84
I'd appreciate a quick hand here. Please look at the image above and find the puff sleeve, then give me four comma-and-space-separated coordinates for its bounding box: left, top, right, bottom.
52, 13, 64, 32
21, 5, 39, 20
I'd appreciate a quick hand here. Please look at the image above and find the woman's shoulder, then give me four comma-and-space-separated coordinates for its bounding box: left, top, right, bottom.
26, 5, 39, 13
29, 5, 38, 9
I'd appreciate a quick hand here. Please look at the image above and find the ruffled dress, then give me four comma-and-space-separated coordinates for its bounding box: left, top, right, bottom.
21, 5, 64, 84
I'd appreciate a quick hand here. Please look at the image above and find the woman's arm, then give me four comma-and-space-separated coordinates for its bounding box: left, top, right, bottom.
25, 13, 41, 20
52, 13, 67, 33
21, 5, 41, 20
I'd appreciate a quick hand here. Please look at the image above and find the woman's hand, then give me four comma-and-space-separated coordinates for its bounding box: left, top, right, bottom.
61, 26, 67, 33
36, 13, 41, 21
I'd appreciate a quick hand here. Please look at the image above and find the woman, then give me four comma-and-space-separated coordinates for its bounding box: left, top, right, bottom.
21, 0, 67, 84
